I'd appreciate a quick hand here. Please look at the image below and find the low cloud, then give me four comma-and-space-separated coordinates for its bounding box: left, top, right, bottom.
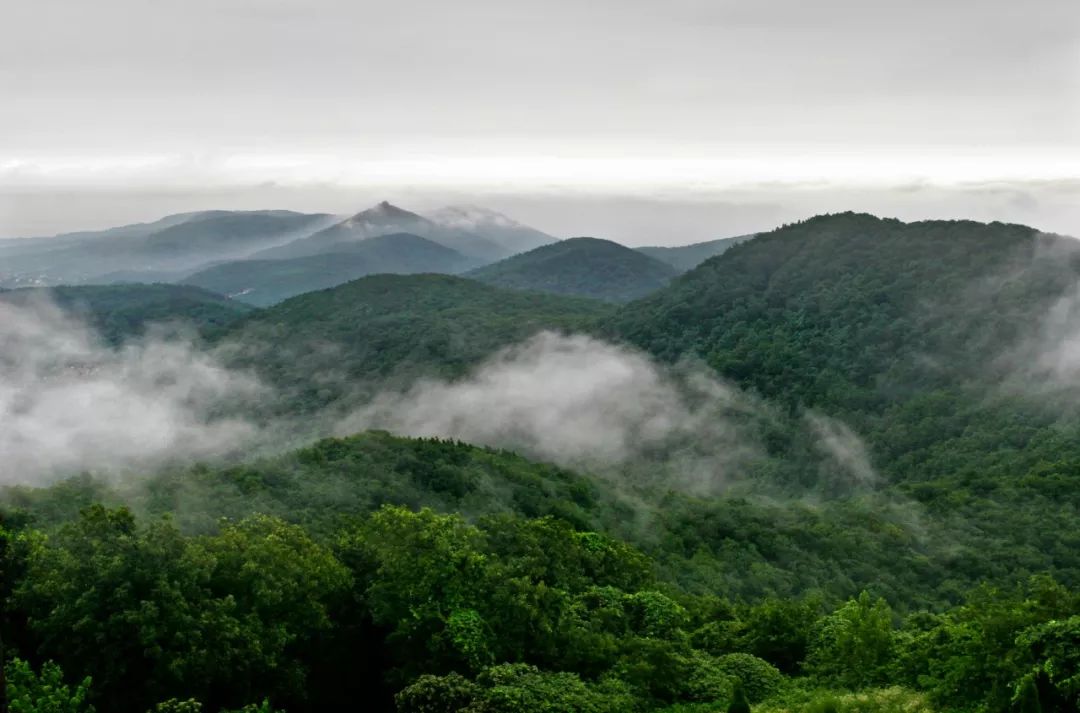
337, 331, 761, 493
0, 297, 263, 484
805, 411, 878, 488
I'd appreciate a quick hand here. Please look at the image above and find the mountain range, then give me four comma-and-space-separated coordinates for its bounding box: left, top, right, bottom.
7, 210, 1080, 713
635, 234, 755, 272
2, 201, 750, 305
181, 232, 475, 306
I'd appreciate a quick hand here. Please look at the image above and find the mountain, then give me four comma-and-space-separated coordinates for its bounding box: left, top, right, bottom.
11, 212, 1080, 713
635, 234, 755, 272
428, 205, 557, 254
138, 211, 335, 257
218, 273, 615, 411
181, 233, 474, 306
254, 201, 507, 262
467, 237, 679, 302
609, 212, 1080, 578
0, 210, 218, 250
0, 210, 336, 286
0, 283, 253, 343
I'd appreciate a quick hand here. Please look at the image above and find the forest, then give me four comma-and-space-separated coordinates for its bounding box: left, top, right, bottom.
4, 213, 1080, 712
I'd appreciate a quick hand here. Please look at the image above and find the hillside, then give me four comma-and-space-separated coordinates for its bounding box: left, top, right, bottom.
182, 233, 473, 306
609, 213, 1080, 584
636, 234, 754, 272
8, 214, 1080, 713
255, 201, 507, 262
0, 283, 253, 342
468, 237, 679, 302
0, 210, 336, 286
219, 273, 615, 410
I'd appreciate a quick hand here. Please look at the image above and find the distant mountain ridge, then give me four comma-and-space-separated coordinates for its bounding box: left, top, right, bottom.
636, 234, 755, 272
0, 283, 252, 343
468, 237, 679, 302
0, 210, 337, 287
428, 205, 557, 254
182, 232, 475, 306
254, 202, 509, 263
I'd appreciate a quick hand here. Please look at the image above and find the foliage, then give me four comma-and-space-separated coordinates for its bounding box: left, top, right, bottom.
806, 592, 894, 689
11, 213, 1080, 712
0, 284, 251, 343
4, 659, 94, 713
218, 273, 615, 412
635, 236, 751, 273
14, 506, 348, 713
714, 654, 785, 703
469, 237, 679, 302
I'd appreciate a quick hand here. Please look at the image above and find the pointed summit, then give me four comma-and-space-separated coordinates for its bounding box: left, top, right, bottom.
253, 201, 506, 262
347, 201, 427, 225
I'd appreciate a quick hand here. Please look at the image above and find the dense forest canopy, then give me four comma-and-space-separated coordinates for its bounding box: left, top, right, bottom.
0, 283, 253, 343
468, 237, 680, 302
4, 213, 1080, 712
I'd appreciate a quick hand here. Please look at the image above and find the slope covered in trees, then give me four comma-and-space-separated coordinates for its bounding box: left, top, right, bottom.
468, 237, 679, 302
0, 283, 253, 342
217, 273, 616, 410
8, 212, 1080, 712
182, 233, 474, 306
610, 213, 1080, 463
636, 235, 754, 272
5, 431, 1080, 713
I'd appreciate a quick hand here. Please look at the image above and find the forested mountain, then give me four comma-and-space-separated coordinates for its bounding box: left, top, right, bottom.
8, 212, 1080, 713
0, 283, 252, 342
608, 212, 1080, 475
636, 234, 754, 272
254, 202, 508, 263
0, 210, 336, 286
182, 233, 474, 306
217, 273, 615, 410
468, 237, 679, 302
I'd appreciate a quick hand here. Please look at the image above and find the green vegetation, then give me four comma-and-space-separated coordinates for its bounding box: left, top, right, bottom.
636, 235, 753, 272
609, 212, 1080, 605
468, 237, 679, 302
216, 273, 615, 410
7, 470, 1080, 712
182, 233, 473, 306
0, 283, 252, 343
9, 213, 1080, 710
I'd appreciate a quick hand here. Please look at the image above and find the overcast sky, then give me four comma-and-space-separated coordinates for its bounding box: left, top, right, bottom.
2, 0, 1078, 242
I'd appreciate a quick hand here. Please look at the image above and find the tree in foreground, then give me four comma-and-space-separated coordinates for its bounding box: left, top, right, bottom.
726, 681, 750, 713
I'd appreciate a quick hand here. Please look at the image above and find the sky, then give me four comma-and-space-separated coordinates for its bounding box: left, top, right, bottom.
2, 0, 1079, 243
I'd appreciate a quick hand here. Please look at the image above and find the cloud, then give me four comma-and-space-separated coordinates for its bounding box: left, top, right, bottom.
336, 331, 760, 493
0, 296, 263, 484
805, 411, 878, 488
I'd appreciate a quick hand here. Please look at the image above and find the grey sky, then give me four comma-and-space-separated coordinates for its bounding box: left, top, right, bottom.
2, 0, 1078, 241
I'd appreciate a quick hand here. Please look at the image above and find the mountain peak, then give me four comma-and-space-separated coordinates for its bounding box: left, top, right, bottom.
347, 201, 425, 224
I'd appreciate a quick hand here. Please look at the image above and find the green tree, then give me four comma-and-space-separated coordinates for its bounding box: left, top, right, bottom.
806, 591, 894, 688
5, 659, 93, 713
727, 681, 751, 713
